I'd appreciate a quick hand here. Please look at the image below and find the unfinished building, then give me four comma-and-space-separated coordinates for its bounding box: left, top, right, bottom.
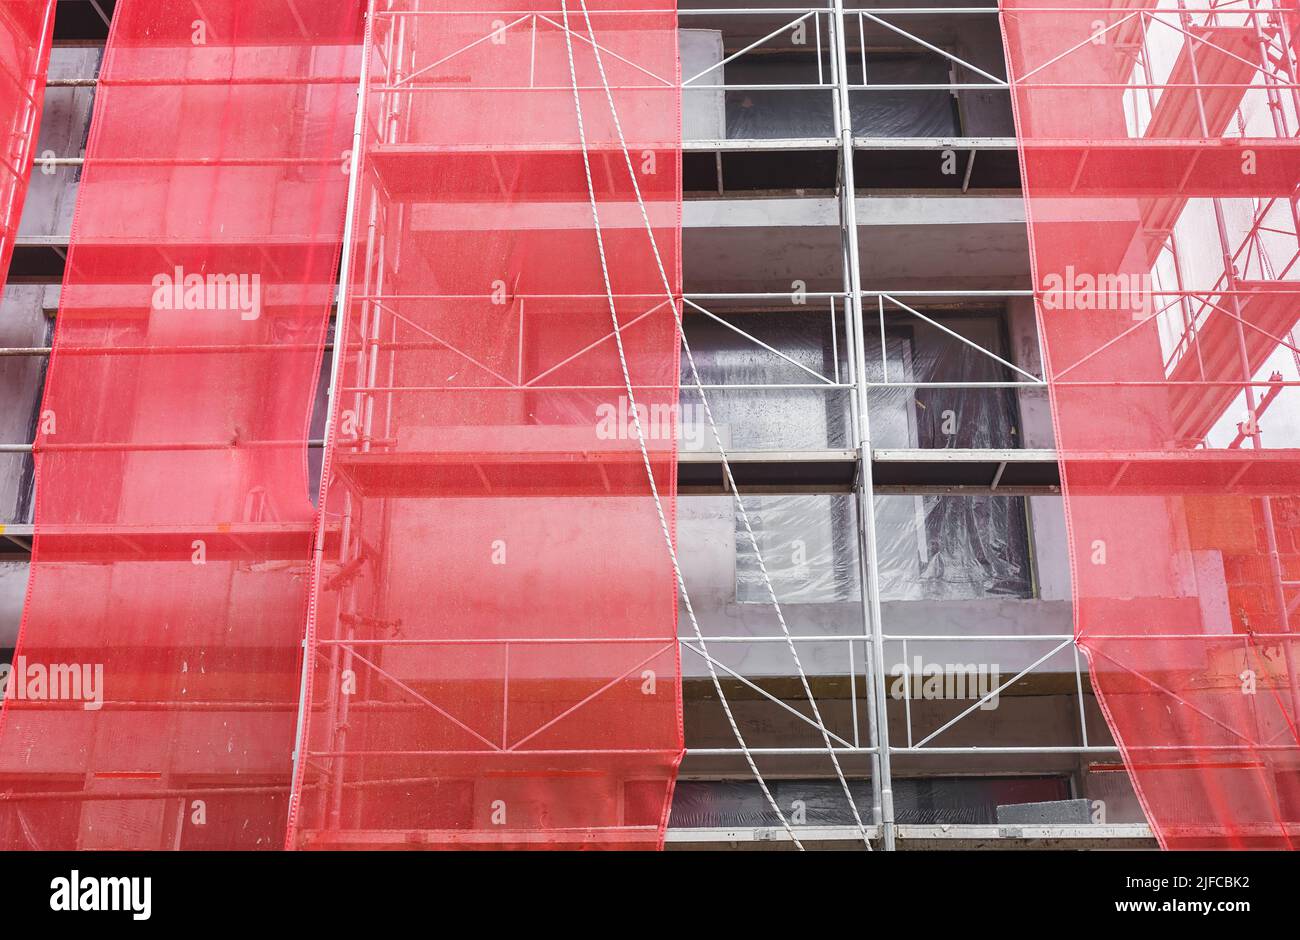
0, 0, 1297, 850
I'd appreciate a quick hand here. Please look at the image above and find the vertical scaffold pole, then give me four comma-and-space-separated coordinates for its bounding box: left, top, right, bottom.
287, 1, 377, 843
830, 0, 895, 850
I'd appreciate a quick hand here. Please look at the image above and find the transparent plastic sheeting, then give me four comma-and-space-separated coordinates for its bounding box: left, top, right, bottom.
0, 1, 363, 849
725, 56, 957, 140
0, 1, 54, 284
674, 309, 1022, 452
729, 494, 1031, 604
675, 309, 1032, 602
286, 0, 684, 849
1002, 0, 1300, 848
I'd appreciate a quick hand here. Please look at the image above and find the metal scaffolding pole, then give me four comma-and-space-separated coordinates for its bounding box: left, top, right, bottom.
1176, 0, 1300, 731
286, 3, 376, 838
831, 0, 896, 850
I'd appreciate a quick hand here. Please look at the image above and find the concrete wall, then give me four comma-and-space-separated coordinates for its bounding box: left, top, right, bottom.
685, 194, 1029, 294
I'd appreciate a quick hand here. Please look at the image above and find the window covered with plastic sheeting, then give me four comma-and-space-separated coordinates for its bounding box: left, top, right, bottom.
733, 492, 1033, 603
684, 308, 1026, 455
846, 54, 961, 139
670, 778, 872, 829
845, 4, 1013, 138
863, 310, 1033, 600
726, 53, 958, 141
683, 307, 853, 453
685, 6, 1004, 142
677, 9, 837, 143
875, 494, 1033, 601
710, 305, 1034, 602
736, 494, 860, 604
863, 312, 1022, 451
724, 53, 836, 141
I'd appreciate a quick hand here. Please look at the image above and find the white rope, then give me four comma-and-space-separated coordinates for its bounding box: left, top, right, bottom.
568, 0, 872, 848
557, 0, 804, 849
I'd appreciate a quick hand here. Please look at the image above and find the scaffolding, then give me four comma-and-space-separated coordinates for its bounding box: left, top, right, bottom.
1004, 0, 1300, 848
0, 0, 1295, 849
280, 0, 1121, 850
0, 0, 1142, 851
0, 1, 54, 283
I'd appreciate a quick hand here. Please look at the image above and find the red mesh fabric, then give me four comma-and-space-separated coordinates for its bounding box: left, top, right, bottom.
286, 0, 684, 850
0, 0, 362, 849
0, 1, 54, 283
1002, 0, 1300, 848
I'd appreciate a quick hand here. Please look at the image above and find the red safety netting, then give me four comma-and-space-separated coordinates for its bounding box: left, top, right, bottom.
0, 0, 362, 849
0, 0, 54, 284
1001, 0, 1300, 848
286, 0, 684, 850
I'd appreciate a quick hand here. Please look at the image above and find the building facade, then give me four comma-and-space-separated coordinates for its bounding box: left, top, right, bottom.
0, 0, 1297, 849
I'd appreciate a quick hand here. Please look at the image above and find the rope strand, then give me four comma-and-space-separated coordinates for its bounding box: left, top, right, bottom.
571, 0, 871, 848
558, 0, 805, 848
